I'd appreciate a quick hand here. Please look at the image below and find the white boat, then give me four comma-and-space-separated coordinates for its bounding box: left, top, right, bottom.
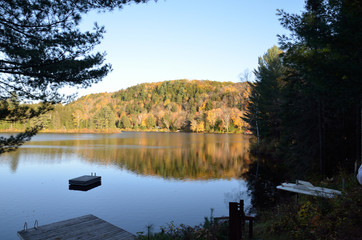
276, 180, 341, 198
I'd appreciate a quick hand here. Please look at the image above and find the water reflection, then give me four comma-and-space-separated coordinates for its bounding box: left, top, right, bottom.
1, 132, 251, 180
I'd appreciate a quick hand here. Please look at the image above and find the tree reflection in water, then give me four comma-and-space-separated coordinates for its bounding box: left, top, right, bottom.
1, 132, 251, 180
81, 133, 251, 180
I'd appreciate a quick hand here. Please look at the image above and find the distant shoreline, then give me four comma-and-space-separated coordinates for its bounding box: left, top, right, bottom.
0, 128, 248, 134
0, 129, 122, 134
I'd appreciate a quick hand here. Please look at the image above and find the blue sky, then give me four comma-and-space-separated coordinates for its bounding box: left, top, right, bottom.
76, 0, 305, 97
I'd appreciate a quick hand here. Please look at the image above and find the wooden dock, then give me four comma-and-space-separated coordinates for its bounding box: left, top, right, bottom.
17, 214, 135, 240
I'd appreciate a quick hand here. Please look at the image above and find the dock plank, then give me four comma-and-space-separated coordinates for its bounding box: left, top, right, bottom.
17, 215, 135, 240
36, 219, 109, 240
18, 215, 98, 239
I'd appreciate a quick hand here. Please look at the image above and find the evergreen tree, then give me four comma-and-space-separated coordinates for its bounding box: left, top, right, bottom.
118, 115, 131, 129
243, 46, 287, 209
93, 106, 115, 129
0, 0, 151, 153
278, 0, 362, 176
245, 46, 285, 143
146, 115, 156, 129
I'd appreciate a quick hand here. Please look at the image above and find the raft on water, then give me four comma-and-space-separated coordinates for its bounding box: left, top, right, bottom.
69, 173, 101, 186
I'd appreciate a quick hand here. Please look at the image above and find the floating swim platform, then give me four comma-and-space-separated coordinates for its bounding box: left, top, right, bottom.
69, 174, 101, 186
69, 181, 102, 191
17, 214, 135, 240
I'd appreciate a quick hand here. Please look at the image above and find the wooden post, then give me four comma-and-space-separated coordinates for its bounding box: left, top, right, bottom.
228, 201, 254, 240
229, 202, 241, 240
248, 217, 253, 239
242, 216, 255, 239
240, 200, 245, 231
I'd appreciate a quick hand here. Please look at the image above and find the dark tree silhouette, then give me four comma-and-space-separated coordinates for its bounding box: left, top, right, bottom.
0, 0, 151, 153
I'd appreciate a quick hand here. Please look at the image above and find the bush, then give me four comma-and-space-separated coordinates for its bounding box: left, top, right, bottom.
137, 210, 229, 240
255, 174, 362, 240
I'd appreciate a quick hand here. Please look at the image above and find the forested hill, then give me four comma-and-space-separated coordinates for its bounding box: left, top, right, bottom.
1, 80, 251, 133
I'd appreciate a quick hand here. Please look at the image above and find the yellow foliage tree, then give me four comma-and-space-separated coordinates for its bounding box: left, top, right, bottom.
206, 109, 219, 128
231, 108, 245, 131
196, 121, 205, 133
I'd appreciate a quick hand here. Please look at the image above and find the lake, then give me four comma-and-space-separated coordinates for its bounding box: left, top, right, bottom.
0, 132, 251, 239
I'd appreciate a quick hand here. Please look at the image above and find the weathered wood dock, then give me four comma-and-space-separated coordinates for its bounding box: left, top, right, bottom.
69, 175, 101, 186
17, 214, 135, 240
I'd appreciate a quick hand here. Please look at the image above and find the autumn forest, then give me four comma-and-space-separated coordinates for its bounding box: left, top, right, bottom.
0, 80, 251, 133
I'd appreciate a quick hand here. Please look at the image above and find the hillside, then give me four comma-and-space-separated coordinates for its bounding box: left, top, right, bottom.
0, 79, 251, 133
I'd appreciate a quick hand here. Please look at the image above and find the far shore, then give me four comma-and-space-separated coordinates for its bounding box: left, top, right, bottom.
0, 128, 122, 134
0, 128, 248, 134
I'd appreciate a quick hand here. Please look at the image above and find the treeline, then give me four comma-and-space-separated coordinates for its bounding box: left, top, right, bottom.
0, 80, 251, 133
244, 0, 361, 209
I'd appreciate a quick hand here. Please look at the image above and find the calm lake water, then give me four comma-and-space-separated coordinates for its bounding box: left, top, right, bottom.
0, 132, 251, 239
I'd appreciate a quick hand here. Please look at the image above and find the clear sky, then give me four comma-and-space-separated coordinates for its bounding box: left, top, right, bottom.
76, 0, 305, 97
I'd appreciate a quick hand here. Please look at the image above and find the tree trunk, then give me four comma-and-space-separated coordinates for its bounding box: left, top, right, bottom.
357, 98, 361, 165
318, 98, 325, 177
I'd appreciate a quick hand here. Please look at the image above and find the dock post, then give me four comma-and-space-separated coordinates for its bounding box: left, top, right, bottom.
229, 202, 242, 240
228, 200, 255, 240
240, 200, 245, 230
248, 218, 253, 239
